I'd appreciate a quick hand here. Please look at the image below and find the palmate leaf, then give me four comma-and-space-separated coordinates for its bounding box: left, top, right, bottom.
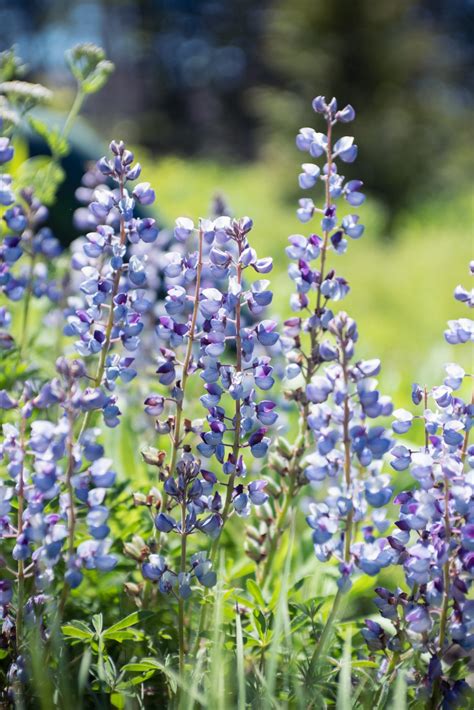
121, 658, 178, 694
103, 610, 154, 638
28, 116, 69, 158
246, 578, 266, 608
103, 630, 145, 643
61, 621, 93, 641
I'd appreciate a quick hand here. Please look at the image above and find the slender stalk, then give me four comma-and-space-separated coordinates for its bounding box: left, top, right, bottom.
58, 397, 77, 614
193, 238, 244, 651
61, 88, 85, 141
42, 87, 85, 197
260, 433, 303, 581
11, 418, 27, 710
157, 229, 203, 536
342, 357, 353, 562
15, 417, 27, 653
164, 229, 204, 513
461, 389, 474, 459
178, 497, 188, 677
372, 651, 401, 710
438, 476, 451, 652
424, 386, 429, 452
209, 244, 244, 563
166, 229, 204, 671
18, 251, 36, 358
17, 88, 85, 358
430, 466, 453, 709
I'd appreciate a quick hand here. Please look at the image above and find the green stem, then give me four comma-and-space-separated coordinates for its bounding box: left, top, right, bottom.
260, 433, 302, 582
209, 247, 243, 563
430, 475, 452, 709
178, 498, 188, 678
59, 398, 77, 615
62, 88, 85, 141
373, 652, 401, 710
17, 88, 85, 357
13, 420, 27, 709
308, 586, 345, 672
41, 87, 85, 204
18, 251, 36, 357
193, 239, 244, 652
15, 418, 27, 654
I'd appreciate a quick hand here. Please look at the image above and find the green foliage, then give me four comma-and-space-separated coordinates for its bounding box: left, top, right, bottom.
66, 43, 115, 95
0, 47, 26, 83
14, 155, 65, 203
28, 116, 70, 158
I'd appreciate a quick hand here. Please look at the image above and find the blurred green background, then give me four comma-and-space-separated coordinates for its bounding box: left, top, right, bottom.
1, 0, 472, 402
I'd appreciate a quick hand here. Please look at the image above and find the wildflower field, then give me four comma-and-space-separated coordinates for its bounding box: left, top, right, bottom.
0, 44, 472, 710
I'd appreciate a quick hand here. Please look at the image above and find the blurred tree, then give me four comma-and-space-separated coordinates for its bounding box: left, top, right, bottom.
254, 0, 474, 227
0, 0, 271, 159
0, 0, 472, 228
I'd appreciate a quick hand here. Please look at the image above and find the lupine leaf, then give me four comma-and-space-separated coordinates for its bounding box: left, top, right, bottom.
61, 623, 93, 641
103, 611, 153, 637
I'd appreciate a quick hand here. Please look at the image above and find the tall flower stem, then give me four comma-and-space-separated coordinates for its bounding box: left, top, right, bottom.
163, 228, 203, 515
178, 497, 188, 676
18, 251, 36, 358
15, 417, 27, 654
194, 239, 244, 652
168, 229, 204, 674
372, 651, 401, 709
430, 391, 473, 709
260, 433, 303, 582
209, 243, 243, 563
58, 397, 77, 614
261, 117, 334, 584
61, 88, 85, 142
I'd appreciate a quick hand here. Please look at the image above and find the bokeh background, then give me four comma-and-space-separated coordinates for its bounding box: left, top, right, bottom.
1, 0, 473, 403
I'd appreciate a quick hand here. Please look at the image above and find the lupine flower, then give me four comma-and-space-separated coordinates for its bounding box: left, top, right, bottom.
0, 132, 61, 311
301, 313, 394, 585
0, 360, 118, 594
138, 212, 279, 598
259, 97, 392, 585
64, 140, 158, 426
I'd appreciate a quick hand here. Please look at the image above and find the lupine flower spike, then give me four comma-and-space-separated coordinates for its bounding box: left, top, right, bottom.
259, 96, 378, 582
